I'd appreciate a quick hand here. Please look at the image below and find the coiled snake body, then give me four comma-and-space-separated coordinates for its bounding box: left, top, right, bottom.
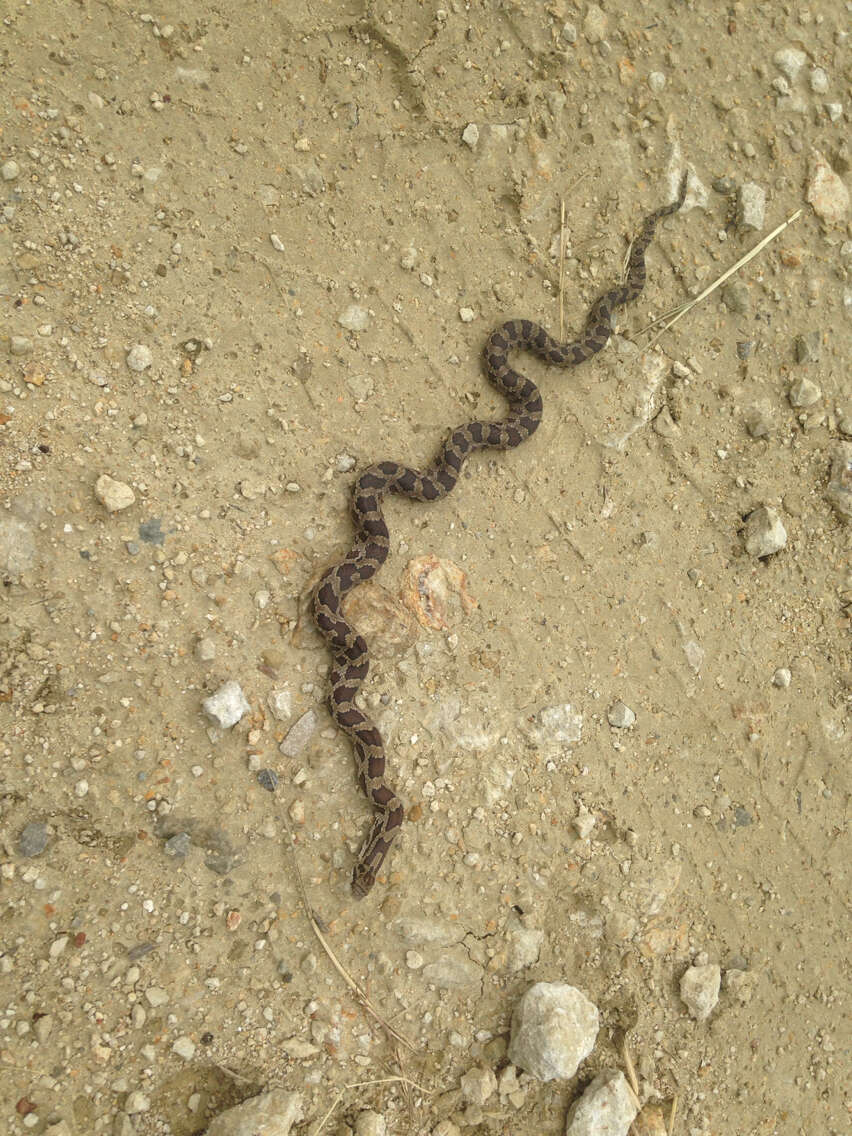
314, 178, 687, 897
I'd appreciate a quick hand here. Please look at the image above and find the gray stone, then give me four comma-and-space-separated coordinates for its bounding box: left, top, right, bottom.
10, 335, 33, 355
1, 159, 20, 181
745, 406, 772, 438
205, 1090, 303, 1136
460, 1066, 497, 1106
583, 4, 607, 43
279, 709, 319, 757
525, 703, 583, 746
124, 1092, 151, 1114
741, 506, 786, 557
0, 516, 37, 578
508, 982, 599, 1082
268, 688, 293, 720
18, 821, 48, 856
793, 331, 821, 363
164, 832, 190, 858
826, 443, 852, 523
737, 183, 766, 231
607, 701, 636, 728
203, 681, 251, 728
565, 1069, 638, 1136
172, 1035, 196, 1060
721, 280, 750, 313
421, 954, 482, 987
680, 962, 721, 1021
788, 377, 821, 407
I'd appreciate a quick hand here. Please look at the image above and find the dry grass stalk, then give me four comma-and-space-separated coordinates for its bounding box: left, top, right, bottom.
639, 207, 803, 347
277, 805, 416, 1052
313, 1076, 430, 1136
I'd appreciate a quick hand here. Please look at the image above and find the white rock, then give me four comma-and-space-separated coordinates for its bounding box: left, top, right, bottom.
205, 1090, 303, 1136
788, 376, 821, 407
525, 703, 583, 746
741, 506, 787, 557
648, 71, 666, 93
680, 962, 721, 1021
279, 709, 319, 756
583, 3, 607, 44
772, 667, 792, 688
460, 1066, 497, 1106
506, 923, 544, 971
564, 1069, 638, 1136
773, 47, 806, 82
809, 67, 829, 93
508, 982, 599, 1082
1, 159, 20, 181
126, 344, 153, 371
95, 474, 136, 512
195, 637, 216, 663
172, 1036, 196, 1060
459, 307, 475, 322
354, 1110, 386, 1136
202, 681, 251, 729
338, 304, 370, 331
124, 1092, 151, 1115
737, 182, 766, 231
607, 701, 635, 728
573, 805, 595, 839
461, 123, 479, 148
268, 688, 293, 720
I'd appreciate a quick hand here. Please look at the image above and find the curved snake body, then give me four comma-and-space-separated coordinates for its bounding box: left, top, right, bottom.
313, 178, 687, 897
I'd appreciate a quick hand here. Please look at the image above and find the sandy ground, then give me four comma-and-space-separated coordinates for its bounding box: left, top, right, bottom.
1, 2, 850, 1135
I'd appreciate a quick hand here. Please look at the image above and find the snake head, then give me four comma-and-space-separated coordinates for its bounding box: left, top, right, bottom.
351, 864, 376, 899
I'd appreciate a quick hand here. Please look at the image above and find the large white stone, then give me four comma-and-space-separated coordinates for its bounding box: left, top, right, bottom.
508, 982, 599, 1082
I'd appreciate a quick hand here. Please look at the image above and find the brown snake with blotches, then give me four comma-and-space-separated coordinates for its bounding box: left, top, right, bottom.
313, 176, 688, 897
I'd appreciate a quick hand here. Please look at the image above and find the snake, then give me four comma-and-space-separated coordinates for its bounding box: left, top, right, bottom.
313, 175, 688, 898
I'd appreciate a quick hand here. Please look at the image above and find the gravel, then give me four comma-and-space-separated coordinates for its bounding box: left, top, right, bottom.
94, 474, 136, 512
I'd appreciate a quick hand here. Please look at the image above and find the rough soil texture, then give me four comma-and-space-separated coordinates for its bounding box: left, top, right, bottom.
1, 3, 849, 1135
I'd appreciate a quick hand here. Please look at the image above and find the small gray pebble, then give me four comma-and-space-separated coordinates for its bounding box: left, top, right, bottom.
721, 281, 750, 314
164, 832, 191, 858
19, 821, 49, 857
793, 332, 821, 363
607, 701, 636, 728
772, 667, 792, 688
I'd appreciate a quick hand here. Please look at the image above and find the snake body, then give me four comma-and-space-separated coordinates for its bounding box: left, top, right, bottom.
313, 178, 687, 897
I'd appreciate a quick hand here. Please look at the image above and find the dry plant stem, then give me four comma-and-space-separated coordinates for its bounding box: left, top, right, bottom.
668, 1095, 679, 1136
277, 806, 416, 1052
638, 207, 802, 346
313, 1076, 430, 1136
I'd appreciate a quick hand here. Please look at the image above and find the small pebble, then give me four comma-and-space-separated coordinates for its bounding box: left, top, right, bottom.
461, 124, 479, 148
459, 307, 475, 323
10, 335, 33, 356
195, 637, 216, 663
807, 150, 850, 225
126, 344, 153, 372
741, 506, 787, 557
647, 71, 666, 93
95, 475, 136, 513
680, 961, 721, 1021
826, 443, 852, 523
124, 1092, 151, 1115
809, 67, 829, 94
172, 1036, 196, 1060
721, 280, 750, 313
607, 701, 636, 728
772, 668, 792, 688
745, 406, 771, 438
354, 1111, 386, 1136
164, 832, 191, 858
773, 47, 806, 82
18, 821, 48, 857
1, 159, 20, 181
337, 305, 369, 332
793, 331, 821, 363
582, 3, 607, 43
268, 689, 293, 720
202, 680, 251, 729
279, 710, 319, 757
460, 1066, 497, 1106
788, 377, 821, 407
737, 182, 766, 231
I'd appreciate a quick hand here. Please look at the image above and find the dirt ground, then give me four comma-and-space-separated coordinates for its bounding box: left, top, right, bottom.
1, 2, 849, 1135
